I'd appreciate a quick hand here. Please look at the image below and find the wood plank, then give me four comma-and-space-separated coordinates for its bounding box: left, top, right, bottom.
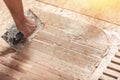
11, 54, 75, 80
31, 7, 109, 45
0, 44, 83, 79
29, 39, 98, 72
10, 43, 92, 79
0, 63, 39, 80
32, 1, 120, 38
117, 77, 120, 80
37, 0, 120, 25
115, 52, 120, 58
31, 8, 109, 59
35, 30, 106, 58
99, 74, 117, 80
107, 63, 120, 73
103, 68, 120, 79
42, 25, 108, 51
11, 52, 76, 80
0, 0, 118, 80
0, 50, 74, 80
0, 72, 16, 80
0, 57, 48, 80
111, 57, 120, 65
0, 45, 75, 80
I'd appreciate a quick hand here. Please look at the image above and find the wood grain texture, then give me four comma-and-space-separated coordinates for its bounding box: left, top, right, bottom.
37, 0, 120, 26
30, 2, 110, 79
98, 48, 120, 80
0, 0, 119, 80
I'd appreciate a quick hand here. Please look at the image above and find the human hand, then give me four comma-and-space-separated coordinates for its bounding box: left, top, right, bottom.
17, 17, 36, 38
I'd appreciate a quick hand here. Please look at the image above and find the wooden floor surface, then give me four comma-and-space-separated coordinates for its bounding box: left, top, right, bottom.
37, 0, 120, 25
0, 0, 120, 80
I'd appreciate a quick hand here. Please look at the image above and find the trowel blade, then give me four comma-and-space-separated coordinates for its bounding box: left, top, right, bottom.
1, 9, 42, 51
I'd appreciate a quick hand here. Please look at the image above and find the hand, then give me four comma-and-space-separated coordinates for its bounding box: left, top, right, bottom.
16, 17, 36, 38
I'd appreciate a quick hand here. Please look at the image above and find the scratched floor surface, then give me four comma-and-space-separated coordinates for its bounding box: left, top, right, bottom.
0, 0, 120, 80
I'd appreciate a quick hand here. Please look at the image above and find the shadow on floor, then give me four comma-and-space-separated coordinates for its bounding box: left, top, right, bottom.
0, 46, 31, 80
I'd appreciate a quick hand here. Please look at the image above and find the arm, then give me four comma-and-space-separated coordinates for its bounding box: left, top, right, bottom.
4, 0, 25, 25
4, 0, 36, 38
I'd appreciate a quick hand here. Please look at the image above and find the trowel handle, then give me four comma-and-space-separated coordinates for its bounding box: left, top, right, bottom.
16, 32, 24, 39
13, 32, 24, 45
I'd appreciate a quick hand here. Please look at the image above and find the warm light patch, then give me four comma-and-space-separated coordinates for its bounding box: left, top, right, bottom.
87, 0, 119, 9
37, 0, 120, 24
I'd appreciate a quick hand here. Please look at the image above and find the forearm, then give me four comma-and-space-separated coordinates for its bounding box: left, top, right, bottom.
4, 0, 36, 38
4, 0, 25, 24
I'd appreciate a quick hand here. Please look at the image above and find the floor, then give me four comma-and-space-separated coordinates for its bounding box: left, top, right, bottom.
0, 0, 120, 80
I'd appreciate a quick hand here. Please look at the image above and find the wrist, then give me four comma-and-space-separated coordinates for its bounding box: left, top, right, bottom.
13, 15, 26, 25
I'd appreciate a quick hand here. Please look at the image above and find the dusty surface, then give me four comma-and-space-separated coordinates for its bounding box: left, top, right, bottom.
0, 0, 120, 80
38, 0, 120, 25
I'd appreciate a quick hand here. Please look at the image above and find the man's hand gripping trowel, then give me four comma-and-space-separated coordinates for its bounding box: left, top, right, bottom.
1, 9, 42, 51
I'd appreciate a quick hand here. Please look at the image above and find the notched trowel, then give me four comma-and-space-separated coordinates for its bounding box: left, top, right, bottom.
1, 9, 42, 51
